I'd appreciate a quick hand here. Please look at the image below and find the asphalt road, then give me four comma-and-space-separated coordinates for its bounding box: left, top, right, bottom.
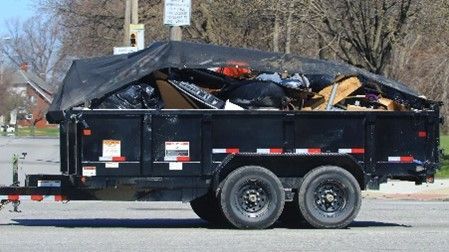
1, 199, 449, 251
0, 137, 60, 186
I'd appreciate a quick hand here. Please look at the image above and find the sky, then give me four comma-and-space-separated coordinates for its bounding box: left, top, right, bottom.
0, 0, 35, 35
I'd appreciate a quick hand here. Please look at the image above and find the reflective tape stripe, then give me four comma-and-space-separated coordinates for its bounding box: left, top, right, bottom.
212, 148, 239, 154
338, 148, 365, 154
20, 195, 32, 200
54, 195, 65, 202
338, 149, 352, 154
31, 195, 44, 201
99, 156, 126, 162
388, 156, 414, 163
8, 195, 19, 201
0, 195, 65, 201
256, 148, 283, 154
295, 148, 322, 154
388, 156, 400, 162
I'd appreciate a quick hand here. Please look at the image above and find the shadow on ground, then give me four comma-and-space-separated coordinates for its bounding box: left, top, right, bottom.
3, 218, 411, 229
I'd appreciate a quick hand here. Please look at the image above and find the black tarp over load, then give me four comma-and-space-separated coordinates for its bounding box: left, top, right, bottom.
47, 41, 438, 123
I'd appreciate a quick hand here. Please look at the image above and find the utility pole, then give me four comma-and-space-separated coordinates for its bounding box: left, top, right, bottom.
131, 0, 139, 24
169, 26, 182, 41
123, 0, 131, 46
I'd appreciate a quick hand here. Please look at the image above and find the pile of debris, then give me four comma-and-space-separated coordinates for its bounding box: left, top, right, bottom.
91, 67, 420, 112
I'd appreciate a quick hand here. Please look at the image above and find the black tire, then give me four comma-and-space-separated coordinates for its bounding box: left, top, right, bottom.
190, 193, 225, 224
219, 166, 285, 229
298, 166, 361, 229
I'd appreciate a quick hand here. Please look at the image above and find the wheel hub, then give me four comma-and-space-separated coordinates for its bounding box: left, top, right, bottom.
325, 193, 335, 203
236, 181, 270, 216
248, 194, 258, 203
314, 180, 347, 213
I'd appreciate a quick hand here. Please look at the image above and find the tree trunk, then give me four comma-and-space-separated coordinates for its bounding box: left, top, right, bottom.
285, 1, 295, 54
31, 124, 35, 137
273, 0, 281, 52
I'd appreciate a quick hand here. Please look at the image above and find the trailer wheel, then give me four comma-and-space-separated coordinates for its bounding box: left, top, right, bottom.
219, 166, 285, 229
190, 193, 225, 224
298, 165, 361, 229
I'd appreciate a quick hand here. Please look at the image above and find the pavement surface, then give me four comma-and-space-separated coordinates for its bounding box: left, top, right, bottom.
0, 137, 60, 186
1, 200, 449, 251
365, 179, 449, 201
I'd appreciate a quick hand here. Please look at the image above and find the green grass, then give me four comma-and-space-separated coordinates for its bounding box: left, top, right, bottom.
15, 127, 59, 137
436, 135, 449, 178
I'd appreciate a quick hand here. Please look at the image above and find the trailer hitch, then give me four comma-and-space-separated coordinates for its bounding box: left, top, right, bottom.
0, 200, 21, 213
1, 153, 28, 213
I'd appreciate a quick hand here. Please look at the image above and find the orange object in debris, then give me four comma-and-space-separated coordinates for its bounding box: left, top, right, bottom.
217, 66, 251, 78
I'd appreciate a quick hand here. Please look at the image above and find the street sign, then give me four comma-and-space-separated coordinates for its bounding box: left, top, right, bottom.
164, 0, 191, 26
113, 47, 138, 55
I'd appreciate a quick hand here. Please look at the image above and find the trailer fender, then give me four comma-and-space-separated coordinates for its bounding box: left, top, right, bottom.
212, 153, 365, 192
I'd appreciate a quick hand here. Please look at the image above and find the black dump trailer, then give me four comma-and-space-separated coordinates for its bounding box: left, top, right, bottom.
0, 41, 443, 229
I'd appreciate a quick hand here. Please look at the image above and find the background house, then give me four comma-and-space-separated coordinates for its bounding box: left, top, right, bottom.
8, 64, 55, 128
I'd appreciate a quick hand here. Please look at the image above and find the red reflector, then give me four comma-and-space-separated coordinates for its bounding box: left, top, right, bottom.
31, 195, 44, 201
112, 156, 126, 162
352, 148, 365, 154
8, 195, 19, 201
400, 156, 414, 163
54, 195, 65, 202
418, 131, 427, 138
83, 129, 92, 136
227, 148, 240, 154
176, 156, 190, 162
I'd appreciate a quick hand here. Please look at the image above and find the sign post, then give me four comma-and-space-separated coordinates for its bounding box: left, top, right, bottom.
164, 0, 191, 41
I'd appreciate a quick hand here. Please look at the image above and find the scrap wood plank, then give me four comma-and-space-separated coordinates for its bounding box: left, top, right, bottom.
346, 104, 384, 111
378, 97, 407, 111
314, 76, 362, 110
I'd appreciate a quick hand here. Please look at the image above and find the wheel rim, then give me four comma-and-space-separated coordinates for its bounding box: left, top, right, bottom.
313, 179, 347, 213
234, 178, 271, 218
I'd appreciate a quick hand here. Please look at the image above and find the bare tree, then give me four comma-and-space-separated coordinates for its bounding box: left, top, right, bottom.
1, 16, 66, 84
0, 67, 29, 120
386, 0, 449, 133
39, 0, 167, 57
0, 67, 12, 116
306, 0, 420, 74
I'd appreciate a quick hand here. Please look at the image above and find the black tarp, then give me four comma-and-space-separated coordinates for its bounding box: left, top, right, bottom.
48, 41, 435, 122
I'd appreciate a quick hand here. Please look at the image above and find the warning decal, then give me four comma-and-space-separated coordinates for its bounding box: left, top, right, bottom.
165, 141, 190, 161
102, 140, 121, 158
82, 166, 96, 177
169, 162, 183, 171
105, 162, 119, 168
